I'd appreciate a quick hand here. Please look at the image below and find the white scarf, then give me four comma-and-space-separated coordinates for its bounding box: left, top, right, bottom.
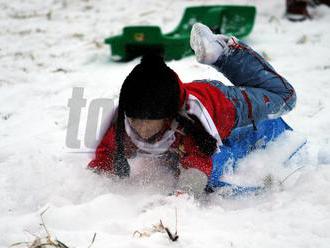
124, 116, 178, 156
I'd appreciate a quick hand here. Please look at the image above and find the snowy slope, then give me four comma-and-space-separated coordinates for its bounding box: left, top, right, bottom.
0, 0, 330, 247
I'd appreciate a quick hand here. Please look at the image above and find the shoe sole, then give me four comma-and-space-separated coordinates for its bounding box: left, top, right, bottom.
190, 24, 210, 63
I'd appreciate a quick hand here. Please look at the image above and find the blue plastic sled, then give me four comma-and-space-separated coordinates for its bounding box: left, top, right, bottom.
206, 117, 306, 196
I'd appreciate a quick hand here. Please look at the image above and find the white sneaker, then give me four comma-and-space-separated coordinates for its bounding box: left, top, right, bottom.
190, 23, 228, 65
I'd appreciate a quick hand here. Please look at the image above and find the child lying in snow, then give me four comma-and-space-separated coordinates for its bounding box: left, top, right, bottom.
88, 23, 296, 196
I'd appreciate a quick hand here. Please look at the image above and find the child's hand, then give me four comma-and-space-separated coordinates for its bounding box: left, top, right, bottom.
176, 168, 208, 198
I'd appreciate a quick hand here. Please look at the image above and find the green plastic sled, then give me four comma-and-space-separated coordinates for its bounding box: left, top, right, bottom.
105, 5, 256, 62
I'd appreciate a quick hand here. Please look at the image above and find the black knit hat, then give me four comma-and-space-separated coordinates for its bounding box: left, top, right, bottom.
114, 54, 181, 177
120, 54, 180, 119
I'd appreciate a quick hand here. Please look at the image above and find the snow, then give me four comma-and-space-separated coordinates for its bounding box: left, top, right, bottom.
0, 0, 330, 247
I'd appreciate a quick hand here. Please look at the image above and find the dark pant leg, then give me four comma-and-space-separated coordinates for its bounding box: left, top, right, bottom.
210, 40, 296, 128
207, 80, 294, 128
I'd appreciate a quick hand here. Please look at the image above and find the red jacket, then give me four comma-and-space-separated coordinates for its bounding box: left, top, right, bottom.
88, 79, 236, 177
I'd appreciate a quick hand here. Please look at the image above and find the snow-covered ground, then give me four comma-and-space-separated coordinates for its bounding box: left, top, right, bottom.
1, 0, 330, 247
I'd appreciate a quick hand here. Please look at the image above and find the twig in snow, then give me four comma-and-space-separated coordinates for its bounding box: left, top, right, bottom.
10, 208, 69, 248
133, 221, 166, 238
40, 207, 51, 237
10, 208, 97, 248
164, 208, 179, 241
133, 209, 179, 242
87, 233, 97, 248
280, 166, 305, 186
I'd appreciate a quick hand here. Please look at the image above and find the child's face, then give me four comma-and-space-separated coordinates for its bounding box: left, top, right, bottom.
127, 117, 167, 141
